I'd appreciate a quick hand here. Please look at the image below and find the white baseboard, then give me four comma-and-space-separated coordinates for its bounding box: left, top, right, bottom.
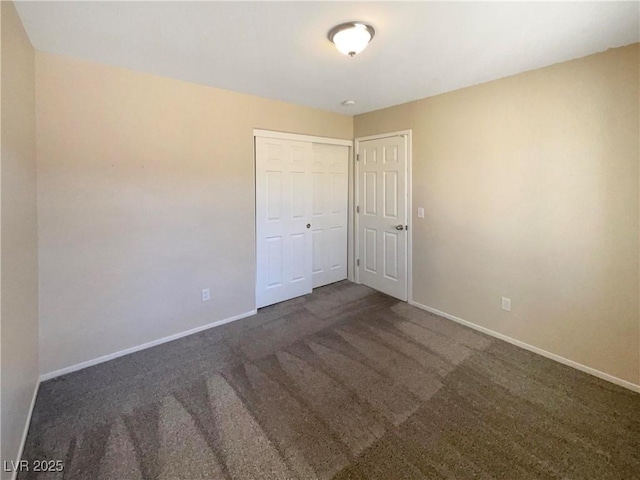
408, 300, 640, 394
11, 380, 41, 480
39, 310, 257, 382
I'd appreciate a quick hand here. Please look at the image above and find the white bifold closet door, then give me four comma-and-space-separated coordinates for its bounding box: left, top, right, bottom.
256, 137, 348, 308
310, 143, 349, 288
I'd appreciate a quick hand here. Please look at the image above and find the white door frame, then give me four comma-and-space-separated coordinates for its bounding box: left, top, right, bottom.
253, 129, 354, 308
354, 130, 413, 303
254, 129, 353, 147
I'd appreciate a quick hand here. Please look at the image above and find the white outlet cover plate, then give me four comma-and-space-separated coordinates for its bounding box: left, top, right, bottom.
501, 297, 511, 312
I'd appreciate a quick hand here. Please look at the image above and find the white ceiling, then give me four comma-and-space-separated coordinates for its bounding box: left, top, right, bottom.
15, 1, 640, 115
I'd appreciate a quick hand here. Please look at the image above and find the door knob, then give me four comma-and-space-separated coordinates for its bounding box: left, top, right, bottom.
395, 225, 404, 231
306, 223, 311, 229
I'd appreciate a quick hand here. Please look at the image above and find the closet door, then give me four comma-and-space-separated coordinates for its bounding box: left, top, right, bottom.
255, 137, 313, 308
311, 144, 349, 288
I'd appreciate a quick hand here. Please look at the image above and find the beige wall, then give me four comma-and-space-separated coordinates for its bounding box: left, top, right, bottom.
17, 24, 640, 391
355, 44, 640, 385
36, 52, 352, 375
0, 1, 39, 473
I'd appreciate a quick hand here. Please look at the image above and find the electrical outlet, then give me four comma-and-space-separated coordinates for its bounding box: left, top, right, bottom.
501, 297, 511, 312
417, 207, 425, 218
202, 288, 211, 302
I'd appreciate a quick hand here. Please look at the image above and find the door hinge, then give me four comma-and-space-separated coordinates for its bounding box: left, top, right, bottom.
356, 153, 360, 162
406, 225, 409, 231
357, 259, 360, 266
356, 205, 360, 214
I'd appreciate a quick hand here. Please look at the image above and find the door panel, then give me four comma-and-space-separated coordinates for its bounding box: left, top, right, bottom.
384, 144, 398, 163
256, 138, 312, 308
266, 172, 282, 220
331, 173, 343, 213
364, 228, 377, 273
291, 172, 306, 219
357, 135, 407, 300
266, 237, 283, 287
312, 230, 324, 273
330, 226, 342, 268
310, 143, 349, 288
383, 232, 398, 280
364, 172, 377, 215
312, 173, 324, 215
291, 233, 307, 281
384, 171, 398, 218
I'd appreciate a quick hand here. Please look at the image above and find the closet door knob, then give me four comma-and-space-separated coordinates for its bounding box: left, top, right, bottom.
306, 224, 311, 229
395, 224, 404, 231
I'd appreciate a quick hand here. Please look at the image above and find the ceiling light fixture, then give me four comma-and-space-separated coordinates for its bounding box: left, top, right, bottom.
328, 22, 375, 57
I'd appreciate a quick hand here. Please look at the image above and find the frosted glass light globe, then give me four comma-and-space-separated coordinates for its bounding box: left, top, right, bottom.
329, 23, 375, 57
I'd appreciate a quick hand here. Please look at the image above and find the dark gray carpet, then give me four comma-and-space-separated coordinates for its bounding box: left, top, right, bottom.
21, 281, 640, 479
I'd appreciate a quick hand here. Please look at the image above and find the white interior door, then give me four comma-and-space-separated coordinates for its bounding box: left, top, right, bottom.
311, 144, 349, 288
256, 137, 313, 308
357, 135, 408, 300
